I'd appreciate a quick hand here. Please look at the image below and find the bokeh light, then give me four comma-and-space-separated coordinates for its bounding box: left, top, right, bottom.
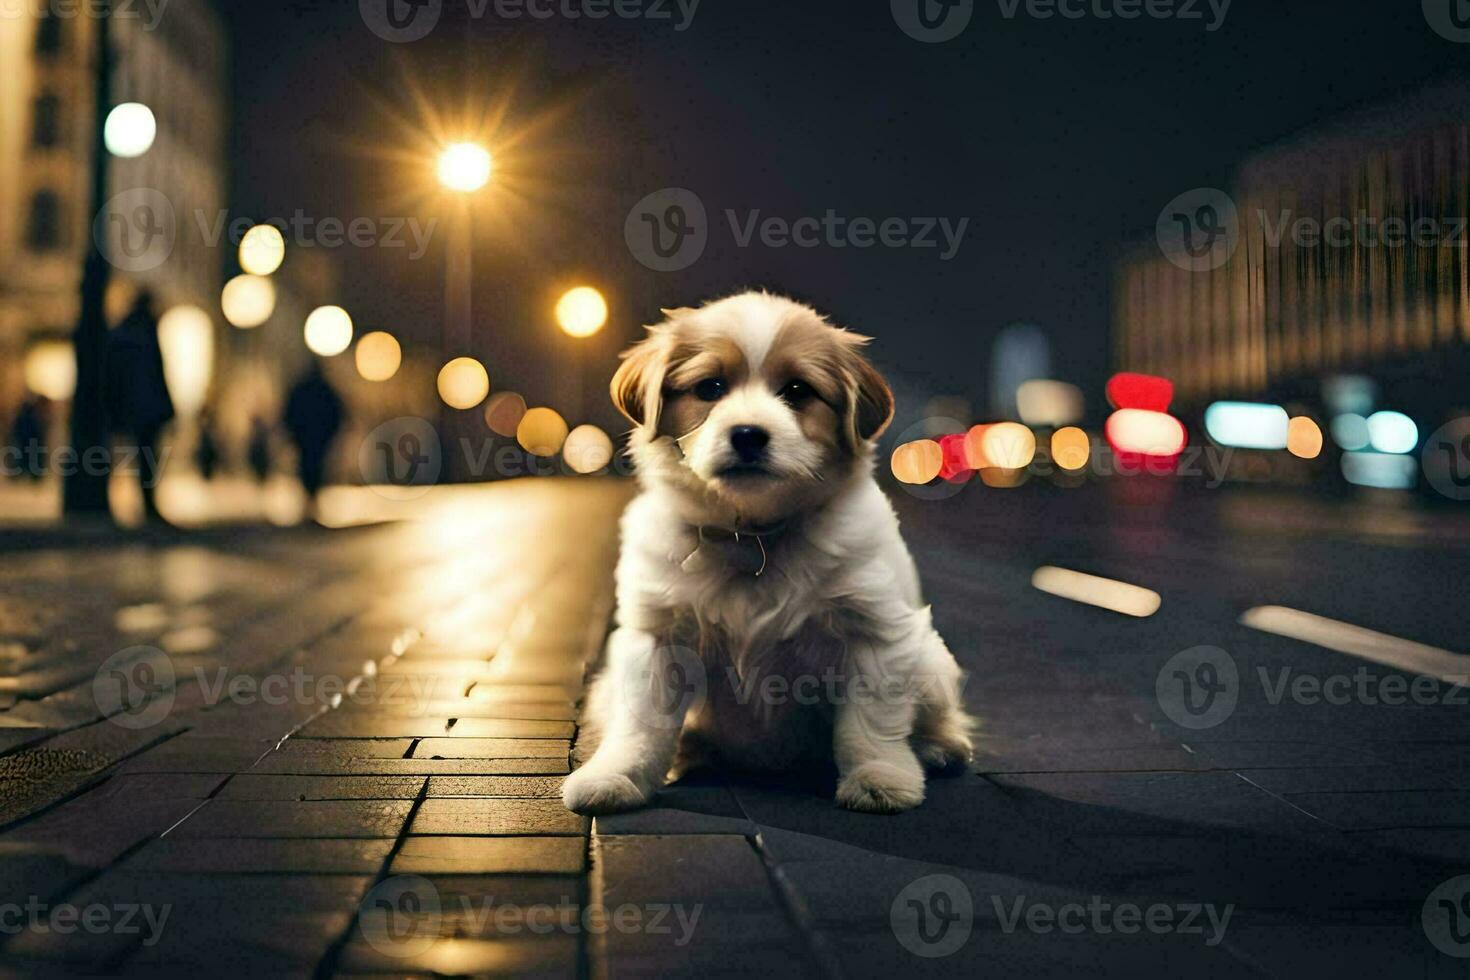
238, 224, 286, 276
1051, 426, 1091, 471
437, 142, 493, 192
981, 422, 1037, 469
1016, 380, 1083, 427
103, 102, 156, 158
304, 306, 354, 357
1105, 409, 1186, 456
555, 286, 609, 338
1106, 372, 1174, 412
1204, 402, 1289, 450
220, 274, 276, 329
484, 391, 528, 437
890, 439, 943, 484
1330, 414, 1370, 451
1341, 451, 1417, 489
355, 331, 402, 382
157, 305, 214, 416
1365, 411, 1418, 455
1286, 417, 1323, 459
517, 407, 569, 456
23, 341, 76, 401
437, 357, 490, 410
564, 424, 614, 473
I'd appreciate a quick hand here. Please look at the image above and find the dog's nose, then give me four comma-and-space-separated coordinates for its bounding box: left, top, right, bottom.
729, 425, 770, 464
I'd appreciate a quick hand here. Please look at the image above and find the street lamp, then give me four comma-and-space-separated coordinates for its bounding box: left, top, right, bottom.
103, 102, 156, 158
436, 143, 493, 193
555, 286, 608, 338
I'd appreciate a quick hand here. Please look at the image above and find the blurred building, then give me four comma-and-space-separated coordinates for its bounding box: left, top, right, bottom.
0, 2, 228, 424
1115, 81, 1470, 417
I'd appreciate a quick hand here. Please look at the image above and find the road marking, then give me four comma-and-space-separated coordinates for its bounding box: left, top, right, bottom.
1031, 566, 1161, 618
1240, 605, 1470, 684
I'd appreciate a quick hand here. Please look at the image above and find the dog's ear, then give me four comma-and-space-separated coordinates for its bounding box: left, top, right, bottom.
838, 335, 895, 451
610, 331, 669, 430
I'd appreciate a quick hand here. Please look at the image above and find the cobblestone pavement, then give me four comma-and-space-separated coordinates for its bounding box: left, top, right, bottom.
1, 478, 1469, 977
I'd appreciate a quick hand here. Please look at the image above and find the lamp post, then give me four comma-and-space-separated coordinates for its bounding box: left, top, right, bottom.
434, 144, 493, 480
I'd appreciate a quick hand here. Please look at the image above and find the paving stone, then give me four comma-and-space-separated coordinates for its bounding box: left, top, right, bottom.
215, 774, 427, 801
335, 934, 579, 976
448, 718, 576, 739
366, 702, 579, 721
249, 756, 569, 776
593, 782, 757, 836
0, 845, 91, 905
1222, 921, 1459, 980
391, 836, 586, 875
121, 837, 394, 874
974, 739, 1208, 774
271, 738, 414, 759
170, 799, 413, 838
427, 776, 568, 799
412, 738, 571, 760
1282, 790, 1470, 830
67, 871, 375, 915
1352, 828, 1470, 862
124, 910, 352, 974
117, 736, 279, 773
410, 798, 587, 836
1235, 766, 1470, 794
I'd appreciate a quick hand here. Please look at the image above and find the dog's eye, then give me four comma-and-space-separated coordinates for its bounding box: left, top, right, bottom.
693, 378, 728, 402
778, 380, 814, 406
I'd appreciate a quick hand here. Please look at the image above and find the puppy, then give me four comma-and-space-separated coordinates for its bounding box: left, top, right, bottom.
562, 292, 975, 815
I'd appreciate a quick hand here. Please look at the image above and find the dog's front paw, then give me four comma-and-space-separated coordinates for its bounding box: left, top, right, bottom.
915, 732, 973, 773
562, 768, 650, 815
836, 761, 925, 814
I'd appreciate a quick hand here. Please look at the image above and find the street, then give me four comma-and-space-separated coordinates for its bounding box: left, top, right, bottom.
1, 475, 1467, 977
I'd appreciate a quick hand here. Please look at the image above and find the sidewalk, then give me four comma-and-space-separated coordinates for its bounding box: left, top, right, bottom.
1, 478, 1467, 977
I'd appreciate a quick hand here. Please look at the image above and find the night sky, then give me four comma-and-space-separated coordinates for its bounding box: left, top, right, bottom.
216, 0, 1469, 429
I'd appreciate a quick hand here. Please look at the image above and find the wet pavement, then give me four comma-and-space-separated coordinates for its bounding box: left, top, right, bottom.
1, 476, 1469, 977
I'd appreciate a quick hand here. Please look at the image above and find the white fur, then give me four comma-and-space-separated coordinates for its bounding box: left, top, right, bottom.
563, 293, 975, 815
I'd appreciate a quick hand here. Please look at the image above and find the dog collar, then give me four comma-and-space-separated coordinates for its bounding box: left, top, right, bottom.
680, 520, 790, 578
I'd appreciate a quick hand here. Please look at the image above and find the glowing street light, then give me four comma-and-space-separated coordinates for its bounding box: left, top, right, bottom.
103, 102, 156, 158
556, 286, 608, 338
436, 142, 493, 193
438, 356, 490, 410
355, 331, 402, 382
304, 305, 354, 356
221, 274, 276, 329
239, 224, 285, 276
157, 305, 214, 417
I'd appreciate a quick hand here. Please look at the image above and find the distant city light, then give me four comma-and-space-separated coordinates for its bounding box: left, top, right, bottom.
355, 331, 402, 382
437, 357, 490, 410
555, 286, 609, 338
483, 391, 527, 437
238, 224, 286, 276
1330, 413, 1370, 451
103, 102, 156, 158
564, 425, 614, 473
1032, 566, 1162, 618
23, 341, 75, 401
1203, 402, 1290, 450
157, 305, 214, 417
437, 142, 493, 193
304, 306, 354, 357
890, 439, 944, 484
1322, 375, 1376, 417
1106, 372, 1174, 412
220, 274, 276, 329
1105, 408, 1186, 457
1015, 380, 1083, 427
1365, 411, 1418, 455
1341, 451, 1417, 490
937, 433, 972, 482
1286, 417, 1323, 459
1051, 426, 1091, 471
980, 422, 1037, 470
517, 407, 569, 456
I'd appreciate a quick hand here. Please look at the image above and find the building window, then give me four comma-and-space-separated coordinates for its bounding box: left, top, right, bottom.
31, 95, 60, 148
27, 191, 63, 252
34, 15, 62, 56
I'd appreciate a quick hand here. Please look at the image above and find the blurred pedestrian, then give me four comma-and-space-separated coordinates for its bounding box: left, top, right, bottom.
283, 361, 343, 517
105, 290, 174, 522
247, 416, 273, 484
195, 409, 220, 481
7, 396, 49, 481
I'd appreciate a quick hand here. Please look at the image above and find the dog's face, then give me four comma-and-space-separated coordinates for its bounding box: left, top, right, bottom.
611, 293, 893, 524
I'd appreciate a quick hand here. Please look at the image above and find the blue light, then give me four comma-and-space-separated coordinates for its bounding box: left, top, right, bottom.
1204, 402, 1290, 450
1341, 452, 1417, 490
1365, 411, 1418, 455
1330, 414, 1370, 451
